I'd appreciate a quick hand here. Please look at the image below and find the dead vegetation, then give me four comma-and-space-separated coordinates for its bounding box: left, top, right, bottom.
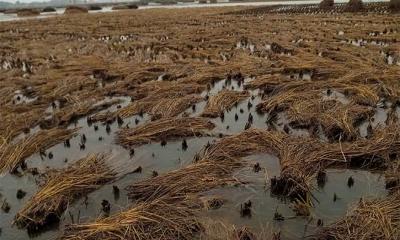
346, 0, 364, 12
199, 219, 279, 240
274, 125, 400, 199
389, 0, 400, 11
201, 90, 249, 118
319, 0, 334, 9
0, 128, 77, 173
126, 160, 241, 201
62, 197, 201, 240
64, 6, 88, 14
148, 95, 203, 120
385, 159, 400, 192
0, 4, 399, 240
116, 117, 215, 147
184, 126, 400, 200
110, 82, 205, 120
315, 192, 400, 240
111, 4, 139, 10
14, 154, 116, 232
17, 9, 40, 17
41, 98, 122, 128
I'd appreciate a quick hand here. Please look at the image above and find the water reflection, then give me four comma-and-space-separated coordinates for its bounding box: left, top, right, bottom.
201, 154, 387, 240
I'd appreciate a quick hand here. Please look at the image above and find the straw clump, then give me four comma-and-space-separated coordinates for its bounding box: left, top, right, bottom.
345, 0, 364, 12
385, 159, 400, 192
0, 128, 77, 174
256, 87, 375, 141
149, 95, 203, 120
288, 100, 374, 140
200, 128, 285, 161
64, 6, 88, 14
202, 90, 250, 118
389, 0, 400, 11
14, 153, 116, 232
62, 197, 201, 240
315, 192, 400, 240
112, 82, 205, 119
199, 219, 278, 240
320, 0, 334, 9
109, 95, 202, 122
126, 160, 241, 202
116, 117, 215, 147
42, 99, 121, 128
126, 129, 284, 202
17, 9, 40, 17
112, 4, 139, 10
274, 125, 400, 199
42, 6, 56, 12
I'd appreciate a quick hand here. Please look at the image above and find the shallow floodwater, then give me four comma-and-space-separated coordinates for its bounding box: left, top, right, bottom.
201, 154, 387, 240
0, 109, 216, 239
0, 75, 391, 239
0, 3, 395, 238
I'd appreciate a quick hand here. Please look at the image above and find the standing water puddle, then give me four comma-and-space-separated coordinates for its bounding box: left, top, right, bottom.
0, 78, 391, 239
0, 98, 216, 239
200, 153, 387, 240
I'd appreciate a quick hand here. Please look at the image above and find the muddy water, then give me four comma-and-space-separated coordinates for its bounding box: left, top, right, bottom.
0, 78, 391, 239
0, 96, 215, 239
201, 154, 387, 240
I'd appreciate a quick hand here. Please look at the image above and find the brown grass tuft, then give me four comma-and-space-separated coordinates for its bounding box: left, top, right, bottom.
14, 153, 116, 231
315, 192, 400, 240
62, 198, 201, 240
320, 0, 335, 9
64, 6, 88, 14
345, 0, 364, 12
0, 128, 77, 173
389, 0, 400, 11
116, 117, 215, 147
201, 90, 250, 118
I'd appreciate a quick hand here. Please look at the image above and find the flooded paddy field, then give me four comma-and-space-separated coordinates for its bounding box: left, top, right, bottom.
0, 2, 399, 240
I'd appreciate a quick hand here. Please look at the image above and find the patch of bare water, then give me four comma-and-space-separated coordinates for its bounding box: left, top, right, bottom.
201, 153, 387, 239
0, 96, 215, 239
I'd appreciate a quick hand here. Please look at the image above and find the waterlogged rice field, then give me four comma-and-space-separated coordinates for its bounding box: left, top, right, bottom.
0, 3, 399, 240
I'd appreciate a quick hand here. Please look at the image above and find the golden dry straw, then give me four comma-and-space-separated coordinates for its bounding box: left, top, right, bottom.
14, 153, 116, 231
108, 94, 203, 122
201, 90, 250, 118
0, 128, 77, 173
42, 98, 122, 128
256, 85, 376, 140
275, 125, 400, 198
385, 159, 400, 192
199, 219, 278, 240
116, 117, 215, 147
126, 129, 284, 201
200, 128, 285, 161
287, 100, 374, 140
149, 95, 203, 120
62, 198, 201, 240
126, 160, 241, 202
113, 82, 205, 119
315, 192, 400, 240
